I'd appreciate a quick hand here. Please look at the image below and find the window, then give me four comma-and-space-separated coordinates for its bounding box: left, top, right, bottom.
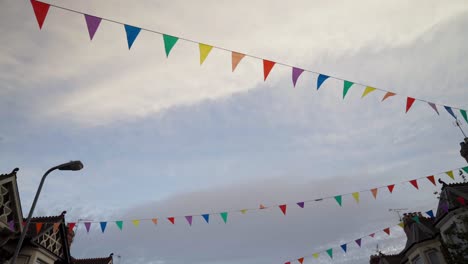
412, 255, 424, 264
35, 259, 48, 264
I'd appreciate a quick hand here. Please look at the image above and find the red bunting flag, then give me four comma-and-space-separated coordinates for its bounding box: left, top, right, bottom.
263, 60, 276, 81
457, 196, 466, 205
30, 0, 50, 29
167, 217, 175, 224
382, 92, 396, 101
409, 179, 419, 190
68, 222, 76, 233
298, 257, 304, 264
279, 204, 287, 215
427, 175, 436, 186
370, 188, 378, 199
284, 262, 290, 264
406, 97, 416, 113
383, 227, 391, 235
369, 233, 375, 238
387, 184, 395, 193
36, 223, 43, 234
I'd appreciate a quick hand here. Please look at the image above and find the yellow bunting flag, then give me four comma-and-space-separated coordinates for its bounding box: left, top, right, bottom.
313, 253, 319, 259
240, 209, 248, 214
398, 222, 405, 228
352, 192, 360, 203
362, 86, 377, 98
151, 218, 158, 225
446, 171, 454, 180
132, 220, 140, 227
232, 52, 245, 72
370, 188, 378, 199
199, 43, 213, 65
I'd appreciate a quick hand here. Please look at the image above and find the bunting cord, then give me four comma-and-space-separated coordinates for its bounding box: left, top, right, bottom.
35, 1, 468, 112
25, 165, 467, 224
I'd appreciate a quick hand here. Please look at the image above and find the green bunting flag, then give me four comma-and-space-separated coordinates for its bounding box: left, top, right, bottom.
463, 167, 468, 174
461, 110, 468, 123
220, 212, 228, 223
334, 195, 342, 206
116, 221, 123, 230
326, 248, 333, 259
163, 34, 179, 57
412, 216, 420, 223
343, 81, 354, 99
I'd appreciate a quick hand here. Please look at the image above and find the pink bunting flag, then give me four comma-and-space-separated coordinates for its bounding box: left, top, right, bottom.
84, 14, 102, 40
185, 216, 193, 226
263, 60, 276, 81
292, 67, 304, 87
409, 179, 419, 190
30, 0, 50, 29
406, 97, 416, 113
427, 102, 439, 115
279, 204, 287, 215
259, 204, 267, 209
369, 233, 375, 238
84, 222, 91, 233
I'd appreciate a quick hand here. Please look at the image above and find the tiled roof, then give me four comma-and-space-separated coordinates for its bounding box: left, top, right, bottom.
401, 213, 438, 255
72, 254, 113, 264
26, 212, 66, 238
0, 168, 19, 180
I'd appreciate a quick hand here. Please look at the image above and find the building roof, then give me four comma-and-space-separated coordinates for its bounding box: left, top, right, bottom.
26, 212, 66, 238
400, 213, 438, 255
0, 168, 19, 181
370, 253, 403, 264
435, 179, 468, 223
72, 254, 113, 264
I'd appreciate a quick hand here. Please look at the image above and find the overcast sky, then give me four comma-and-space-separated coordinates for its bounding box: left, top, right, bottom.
1, 0, 468, 263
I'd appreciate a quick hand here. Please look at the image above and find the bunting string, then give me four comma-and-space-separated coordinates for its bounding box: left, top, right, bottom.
21, 166, 468, 234
283, 210, 436, 264
29, 0, 468, 123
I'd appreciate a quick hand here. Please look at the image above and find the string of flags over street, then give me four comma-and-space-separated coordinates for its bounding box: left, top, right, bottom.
29, 0, 468, 122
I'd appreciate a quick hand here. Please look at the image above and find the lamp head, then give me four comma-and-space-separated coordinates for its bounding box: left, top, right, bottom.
58, 160, 83, 171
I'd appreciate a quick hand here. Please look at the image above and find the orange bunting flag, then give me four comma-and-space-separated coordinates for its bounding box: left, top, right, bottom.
352, 192, 360, 203
387, 184, 395, 193
53, 223, 60, 233
168, 217, 175, 224
279, 204, 287, 215
298, 257, 304, 264
151, 218, 158, 225
383, 227, 391, 235
409, 179, 419, 189
263, 60, 276, 81
36, 223, 43, 234
199, 43, 213, 65
371, 188, 378, 199
382, 92, 396, 101
259, 204, 267, 209
406, 97, 416, 113
30, 0, 50, 29
232, 52, 245, 72
446, 171, 454, 180
427, 175, 436, 186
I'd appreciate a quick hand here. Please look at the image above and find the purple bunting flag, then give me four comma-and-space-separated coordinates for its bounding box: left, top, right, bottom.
185, 216, 193, 226
292, 67, 304, 87
296, 202, 305, 208
84, 14, 102, 40
355, 238, 362, 247
85, 222, 91, 233
428, 102, 439, 115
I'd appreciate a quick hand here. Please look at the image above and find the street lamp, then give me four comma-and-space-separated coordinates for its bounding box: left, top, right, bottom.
10, 161, 83, 264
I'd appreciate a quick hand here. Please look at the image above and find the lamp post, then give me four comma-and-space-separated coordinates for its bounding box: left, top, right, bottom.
10, 161, 83, 264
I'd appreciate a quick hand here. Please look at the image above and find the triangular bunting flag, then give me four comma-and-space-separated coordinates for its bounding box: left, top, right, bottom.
151, 218, 158, 225
163, 34, 179, 57
231, 52, 245, 72
100, 222, 107, 233
352, 192, 360, 203
68, 222, 76, 233
298, 257, 304, 264
426, 210, 435, 219
440, 202, 449, 213
312, 253, 319, 259
8, 220, 14, 231
444, 106, 457, 119
409, 179, 419, 190
116, 221, 123, 230
84, 222, 91, 233
168, 217, 175, 224
387, 184, 395, 193
334, 195, 342, 206
383, 227, 391, 235
446, 171, 454, 180
340, 244, 347, 253
292, 67, 304, 87
297, 202, 304, 208
199, 43, 213, 65
263, 60, 276, 81
343, 81, 354, 99
53, 223, 60, 233
202, 214, 210, 223
457, 196, 466, 205
463, 167, 468, 174
460, 110, 468, 123
428, 102, 439, 115
362, 86, 377, 98
412, 216, 420, 223
132, 220, 140, 227
240, 209, 248, 214
326, 248, 333, 259
30, 0, 50, 29
382, 92, 396, 101
259, 204, 267, 209
220, 212, 228, 223
398, 222, 404, 228
317, 74, 329, 90
36, 223, 43, 234
185, 216, 193, 226
124, 25, 141, 50
355, 238, 362, 247
84, 15, 102, 40
406, 97, 416, 113
284, 262, 290, 264
279, 204, 287, 215
371, 188, 378, 199
369, 233, 375, 238
427, 175, 436, 186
